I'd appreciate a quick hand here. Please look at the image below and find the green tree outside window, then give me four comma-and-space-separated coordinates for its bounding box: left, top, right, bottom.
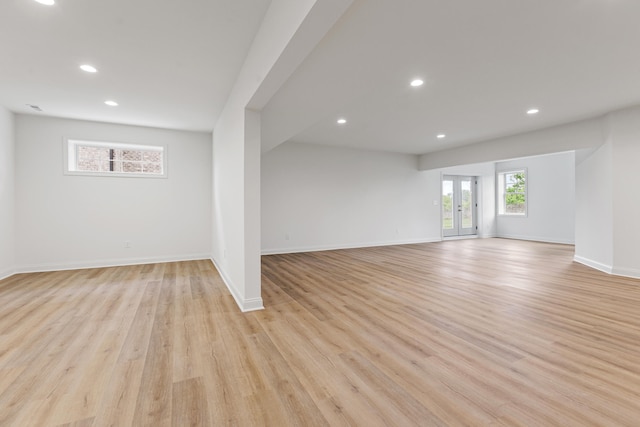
504, 171, 526, 214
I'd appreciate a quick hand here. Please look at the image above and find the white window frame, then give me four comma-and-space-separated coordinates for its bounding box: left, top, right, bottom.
64, 139, 167, 178
497, 168, 528, 216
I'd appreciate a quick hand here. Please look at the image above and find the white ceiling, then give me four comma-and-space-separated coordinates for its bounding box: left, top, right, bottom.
5, 0, 640, 154
0, 0, 270, 132
261, 0, 640, 155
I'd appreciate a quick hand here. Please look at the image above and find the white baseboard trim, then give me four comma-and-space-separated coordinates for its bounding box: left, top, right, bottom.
242, 297, 266, 312
570, 255, 640, 280
443, 235, 478, 241
261, 237, 442, 256
209, 256, 264, 313
497, 234, 575, 245
611, 266, 640, 280
479, 233, 497, 238
573, 255, 613, 274
0, 268, 16, 282
15, 253, 211, 274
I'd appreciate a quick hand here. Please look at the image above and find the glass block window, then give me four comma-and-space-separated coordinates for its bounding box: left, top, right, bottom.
66, 140, 166, 177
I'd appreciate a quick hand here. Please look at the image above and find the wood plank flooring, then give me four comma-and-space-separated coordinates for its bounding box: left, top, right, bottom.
1, 239, 640, 426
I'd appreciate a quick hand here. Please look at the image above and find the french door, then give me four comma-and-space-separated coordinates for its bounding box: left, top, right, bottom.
442, 175, 477, 237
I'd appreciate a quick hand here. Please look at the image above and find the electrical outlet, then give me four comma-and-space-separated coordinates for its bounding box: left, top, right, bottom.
124, 241, 132, 248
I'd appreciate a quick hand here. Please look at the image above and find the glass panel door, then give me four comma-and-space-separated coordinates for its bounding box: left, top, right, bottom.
442, 177, 455, 237
442, 175, 477, 237
459, 177, 475, 235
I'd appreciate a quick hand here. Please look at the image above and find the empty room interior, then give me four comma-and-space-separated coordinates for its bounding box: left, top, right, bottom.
1, 1, 640, 426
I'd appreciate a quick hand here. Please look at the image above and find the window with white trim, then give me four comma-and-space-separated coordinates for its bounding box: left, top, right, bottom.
66, 140, 166, 177
497, 169, 527, 215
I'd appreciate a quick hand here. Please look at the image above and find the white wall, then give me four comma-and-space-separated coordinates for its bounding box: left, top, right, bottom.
261, 142, 440, 253
609, 107, 640, 277
212, 105, 250, 304
573, 106, 640, 277
574, 144, 613, 272
15, 115, 211, 271
0, 107, 15, 279
496, 151, 575, 244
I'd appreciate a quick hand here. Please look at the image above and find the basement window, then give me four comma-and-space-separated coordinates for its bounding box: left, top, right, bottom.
65, 139, 166, 178
497, 169, 527, 216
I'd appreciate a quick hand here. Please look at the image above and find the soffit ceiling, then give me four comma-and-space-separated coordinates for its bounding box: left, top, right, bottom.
261, 0, 640, 155
0, 0, 270, 132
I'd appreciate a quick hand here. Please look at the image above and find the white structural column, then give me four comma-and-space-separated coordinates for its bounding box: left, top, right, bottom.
607, 107, 640, 277
211, 0, 355, 311
574, 141, 614, 273
575, 107, 640, 277
243, 109, 262, 309
0, 107, 15, 280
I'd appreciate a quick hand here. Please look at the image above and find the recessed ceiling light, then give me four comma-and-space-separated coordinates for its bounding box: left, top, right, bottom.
80, 64, 97, 73
410, 79, 424, 87
437, 134, 446, 139
34, 0, 55, 5
527, 108, 539, 115
105, 100, 118, 107
337, 118, 347, 124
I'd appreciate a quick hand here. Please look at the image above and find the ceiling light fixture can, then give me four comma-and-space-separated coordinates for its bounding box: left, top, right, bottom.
437, 134, 446, 139
80, 64, 98, 73
34, 0, 55, 5
337, 118, 347, 124
410, 79, 424, 87
527, 108, 539, 115
105, 100, 118, 107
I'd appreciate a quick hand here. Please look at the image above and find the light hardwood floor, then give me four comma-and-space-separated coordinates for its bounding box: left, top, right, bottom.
1, 239, 639, 426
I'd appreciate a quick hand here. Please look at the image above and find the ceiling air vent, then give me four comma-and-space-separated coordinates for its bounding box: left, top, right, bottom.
26, 104, 42, 112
